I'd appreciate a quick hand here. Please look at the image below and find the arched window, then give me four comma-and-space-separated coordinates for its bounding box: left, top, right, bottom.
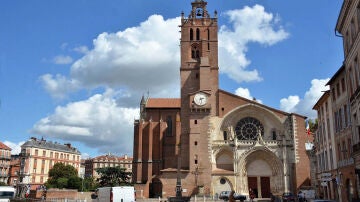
272, 130, 277, 140
196, 28, 200, 40
190, 28, 193, 41
166, 116, 172, 136
223, 131, 228, 140
191, 45, 200, 59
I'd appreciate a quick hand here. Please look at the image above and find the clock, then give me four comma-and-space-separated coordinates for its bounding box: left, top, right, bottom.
193, 93, 208, 106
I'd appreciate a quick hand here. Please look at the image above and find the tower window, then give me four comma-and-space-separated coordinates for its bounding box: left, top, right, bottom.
194, 141, 198, 146
191, 45, 200, 59
190, 28, 193, 41
196, 28, 200, 40
166, 116, 173, 136
195, 73, 199, 79
207, 29, 210, 40
194, 120, 198, 124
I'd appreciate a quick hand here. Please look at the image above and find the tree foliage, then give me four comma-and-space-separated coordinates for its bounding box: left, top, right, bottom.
96, 166, 132, 187
308, 119, 318, 133
45, 163, 82, 190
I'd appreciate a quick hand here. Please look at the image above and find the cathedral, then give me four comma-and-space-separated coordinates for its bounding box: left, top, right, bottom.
133, 0, 311, 199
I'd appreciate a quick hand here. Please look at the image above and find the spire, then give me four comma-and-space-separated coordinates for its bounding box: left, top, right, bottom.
140, 95, 147, 120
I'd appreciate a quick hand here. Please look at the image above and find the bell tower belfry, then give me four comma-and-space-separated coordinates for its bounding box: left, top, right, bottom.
179, 0, 218, 194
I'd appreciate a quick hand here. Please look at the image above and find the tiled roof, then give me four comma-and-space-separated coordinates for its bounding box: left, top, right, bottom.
146, 98, 180, 108
93, 154, 133, 161
22, 138, 81, 154
0, 142, 11, 150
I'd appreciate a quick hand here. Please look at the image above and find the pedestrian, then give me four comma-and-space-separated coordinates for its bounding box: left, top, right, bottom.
249, 188, 255, 202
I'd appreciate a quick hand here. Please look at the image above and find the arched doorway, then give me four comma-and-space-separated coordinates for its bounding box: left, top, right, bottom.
247, 159, 272, 198
149, 178, 162, 198
238, 149, 284, 197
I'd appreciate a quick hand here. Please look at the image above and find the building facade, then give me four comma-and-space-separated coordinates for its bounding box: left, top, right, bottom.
8, 155, 21, 186
335, 0, 360, 200
312, 1, 360, 201
84, 154, 133, 179
133, 0, 311, 199
0, 141, 11, 184
313, 89, 345, 201
19, 137, 81, 189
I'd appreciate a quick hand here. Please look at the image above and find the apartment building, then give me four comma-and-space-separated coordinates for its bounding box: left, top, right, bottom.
19, 137, 81, 189
0, 141, 11, 184
313, 90, 338, 200
8, 155, 20, 186
84, 154, 132, 179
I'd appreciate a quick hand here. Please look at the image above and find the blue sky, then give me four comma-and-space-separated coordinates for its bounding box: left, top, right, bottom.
0, 0, 343, 158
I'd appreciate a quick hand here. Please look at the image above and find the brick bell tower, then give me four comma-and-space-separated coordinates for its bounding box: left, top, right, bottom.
180, 0, 218, 194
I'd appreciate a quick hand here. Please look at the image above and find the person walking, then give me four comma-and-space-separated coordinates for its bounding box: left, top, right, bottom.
249, 188, 255, 202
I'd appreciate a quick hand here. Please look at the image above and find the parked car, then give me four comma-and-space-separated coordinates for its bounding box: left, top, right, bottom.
233, 192, 246, 201
308, 200, 336, 202
282, 192, 296, 202
219, 191, 232, 201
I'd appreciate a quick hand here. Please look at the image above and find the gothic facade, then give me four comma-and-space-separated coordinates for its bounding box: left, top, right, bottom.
133, 0, 310, 199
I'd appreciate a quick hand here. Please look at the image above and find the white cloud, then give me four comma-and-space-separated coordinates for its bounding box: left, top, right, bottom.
280, 78, 330, 118
219, 5, 289, 83
4, 141, 25, 155
73, 46, 89, 54
280, 95, 300, 112
53, 55, 73, 64
40, 74, 80, 99
41, 15, 181, 103
235, 87, 262, 103
30, 89, 139, 155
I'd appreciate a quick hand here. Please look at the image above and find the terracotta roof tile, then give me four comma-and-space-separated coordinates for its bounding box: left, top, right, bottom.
0, 142, 11, 150
146, 98, 180, 108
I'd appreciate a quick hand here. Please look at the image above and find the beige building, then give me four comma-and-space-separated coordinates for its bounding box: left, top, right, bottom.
0, 141, 11, 184
313, 89, 343, 201
85, 154, 133, 179
133, 0, 311, 199
312, 0, 360, 201
19, 137, 81, 189
336, 1, 360, 199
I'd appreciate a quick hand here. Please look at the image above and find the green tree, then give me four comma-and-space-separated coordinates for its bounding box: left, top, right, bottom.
83, 177, 98, 191
45, 163, 82, 190
308, 119, 318, 133
96, 166, 132, 187
0, 181, 7, 186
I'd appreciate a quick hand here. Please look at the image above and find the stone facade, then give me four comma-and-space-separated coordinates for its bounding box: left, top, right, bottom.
133, 0, 311, 199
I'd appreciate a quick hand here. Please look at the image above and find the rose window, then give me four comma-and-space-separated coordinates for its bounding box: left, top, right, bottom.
235, 117, 264, 140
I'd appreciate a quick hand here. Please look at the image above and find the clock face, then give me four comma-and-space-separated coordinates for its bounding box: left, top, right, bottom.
194, 93, 208, 106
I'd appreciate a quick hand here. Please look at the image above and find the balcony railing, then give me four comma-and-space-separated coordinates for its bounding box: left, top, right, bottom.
212, 139, 281, 147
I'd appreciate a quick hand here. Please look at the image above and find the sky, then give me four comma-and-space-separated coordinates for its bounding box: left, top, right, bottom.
0, 0, 344, 158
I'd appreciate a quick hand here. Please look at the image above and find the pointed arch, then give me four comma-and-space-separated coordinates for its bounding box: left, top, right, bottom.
190, 28, 194, 41
196, 28, 200, 40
